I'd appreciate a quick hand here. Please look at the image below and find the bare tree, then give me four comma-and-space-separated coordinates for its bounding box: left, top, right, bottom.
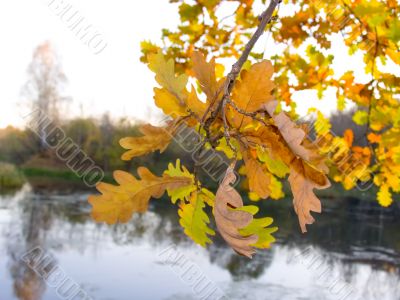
22, 41, 69, 152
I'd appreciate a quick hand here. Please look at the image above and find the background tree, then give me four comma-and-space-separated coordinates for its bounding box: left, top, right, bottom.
22, 41, 69, 152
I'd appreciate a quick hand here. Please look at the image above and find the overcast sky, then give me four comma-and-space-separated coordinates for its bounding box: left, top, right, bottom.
0, 0, 398, 129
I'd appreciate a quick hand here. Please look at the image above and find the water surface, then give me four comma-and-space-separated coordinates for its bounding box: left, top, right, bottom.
0, 185, 399, 300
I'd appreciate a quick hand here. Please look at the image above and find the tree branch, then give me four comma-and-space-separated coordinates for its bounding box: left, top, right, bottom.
203, 0, 281, 148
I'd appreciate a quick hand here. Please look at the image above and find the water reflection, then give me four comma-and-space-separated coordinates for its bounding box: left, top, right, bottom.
0, 186, 399, 300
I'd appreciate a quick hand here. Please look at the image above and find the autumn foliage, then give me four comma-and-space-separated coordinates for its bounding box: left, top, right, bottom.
89, 0, 400, 256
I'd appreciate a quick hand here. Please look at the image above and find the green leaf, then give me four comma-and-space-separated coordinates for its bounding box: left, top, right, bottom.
353, 110, 369, 126
178, 191, 216, 247
235, 206, 278, 249
164, 159, 196, 203
257, 146, 289, 178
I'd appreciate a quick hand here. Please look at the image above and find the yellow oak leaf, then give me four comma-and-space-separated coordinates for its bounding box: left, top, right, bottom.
186, 86, 207, 117
249, 175, 284, 201
164, 159, 196, 203
88, 167, 193, 225
154, 87, 188, 117
256, 146, 289, 178
387, 47, 400, 65
178, 190, 216, 247
148, 51, 188, 102
199, 188, 215, 207
119, 123, 173, 160
352, 110, 368, 126
270, 175, 285, 200
216, 137, 242, 159
386, 172, 400, 192
232, 60, 275, 113
309, 108, 331, 136
377, 185, 393, 207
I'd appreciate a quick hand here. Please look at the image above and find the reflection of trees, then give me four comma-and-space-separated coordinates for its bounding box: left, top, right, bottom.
2, 187, 400, 299
87, 195, 400, 282
258, 196, 400, 265
111, 202, 188, 247
208, 243, 273, 280
6, 189, 55, 300
106, 201, 273, 280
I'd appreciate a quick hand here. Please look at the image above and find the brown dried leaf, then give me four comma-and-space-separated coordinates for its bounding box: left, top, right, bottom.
289, 159, 331, 233
263, 101, 331, 232
214, 166, 258, 258
265, 101, 310, 161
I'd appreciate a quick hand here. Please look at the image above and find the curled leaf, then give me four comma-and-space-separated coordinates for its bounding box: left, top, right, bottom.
265, 101, 310, 161
213, 166, 277, 257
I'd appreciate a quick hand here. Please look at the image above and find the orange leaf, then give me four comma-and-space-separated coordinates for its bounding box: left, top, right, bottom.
243, 151, 271, 199
367, 132, 381, 144
232, 60, 275, 113
344, 129, 354, 147
89, 168, 193, 225
119, 123, 174, 160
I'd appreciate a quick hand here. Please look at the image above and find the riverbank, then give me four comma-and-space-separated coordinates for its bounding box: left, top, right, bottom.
0, 162, 25, 190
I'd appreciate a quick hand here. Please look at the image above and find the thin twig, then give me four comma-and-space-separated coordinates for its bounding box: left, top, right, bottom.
226, 98, 272, 128
203, 0, 281, 149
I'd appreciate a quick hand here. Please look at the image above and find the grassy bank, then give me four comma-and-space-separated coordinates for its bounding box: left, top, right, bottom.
22, 167, 83, 182
0, 162, 25, 189
20, 167, 113, 191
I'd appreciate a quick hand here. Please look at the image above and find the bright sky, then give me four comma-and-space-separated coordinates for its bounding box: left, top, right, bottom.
0, 0, 179, 128
0, 0, 398, 129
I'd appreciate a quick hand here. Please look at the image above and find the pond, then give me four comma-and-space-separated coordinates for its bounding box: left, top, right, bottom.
0, 185, 399, 300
